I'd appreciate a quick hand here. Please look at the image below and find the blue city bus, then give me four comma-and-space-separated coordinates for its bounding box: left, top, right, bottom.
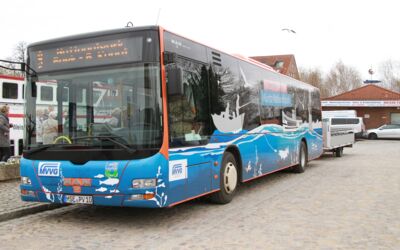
20, 26, 323, 207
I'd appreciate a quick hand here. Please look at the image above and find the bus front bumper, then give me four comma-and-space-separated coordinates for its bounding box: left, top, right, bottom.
20, 190, 164, 208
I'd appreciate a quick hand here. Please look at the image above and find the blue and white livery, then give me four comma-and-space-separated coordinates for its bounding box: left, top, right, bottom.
20, 26, 323, 207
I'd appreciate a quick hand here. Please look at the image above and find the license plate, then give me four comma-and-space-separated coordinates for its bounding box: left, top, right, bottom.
64, 195, 93, 204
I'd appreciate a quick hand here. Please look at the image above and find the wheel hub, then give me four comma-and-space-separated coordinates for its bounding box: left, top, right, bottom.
224, 162, 237, 194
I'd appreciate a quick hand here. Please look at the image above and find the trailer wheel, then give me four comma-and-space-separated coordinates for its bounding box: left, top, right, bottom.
335, 147, 343, 157
210, 152, 238, 204
292, 141, 307, 173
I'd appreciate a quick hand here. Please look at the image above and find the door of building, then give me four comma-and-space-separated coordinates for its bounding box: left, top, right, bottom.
391, 113, 400, 124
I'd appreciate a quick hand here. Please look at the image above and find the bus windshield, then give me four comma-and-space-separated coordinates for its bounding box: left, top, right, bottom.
24, 64, 162, 160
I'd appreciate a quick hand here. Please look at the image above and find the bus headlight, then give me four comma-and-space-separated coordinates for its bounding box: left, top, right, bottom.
21, 177, 32, 185
132, 179, 157, 189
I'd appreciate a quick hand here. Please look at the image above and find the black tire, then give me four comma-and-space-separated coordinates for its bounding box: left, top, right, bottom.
292, 141, 307, 173
369, 133, 378, 140
209, 152, 238, 204
335, 147, 343, 157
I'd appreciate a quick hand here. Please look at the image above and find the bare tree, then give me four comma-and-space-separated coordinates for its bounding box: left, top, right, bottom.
299, 67, 330, 98
379, 59, 400, 92
1, 41, 28, 76
324, 61, 362, 96
0, 60, 15, 75
0, 64, 9, 75
11, 41, 28, 63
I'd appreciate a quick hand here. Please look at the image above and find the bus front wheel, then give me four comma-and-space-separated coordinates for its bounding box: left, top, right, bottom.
210, 152, 238, 204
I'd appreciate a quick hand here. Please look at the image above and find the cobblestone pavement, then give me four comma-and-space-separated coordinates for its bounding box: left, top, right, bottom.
0, 179, 57, 222
0, 140, 399, 249
0, 179, 24, 211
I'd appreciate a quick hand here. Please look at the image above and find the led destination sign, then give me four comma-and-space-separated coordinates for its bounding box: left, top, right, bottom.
30, 36, 143, 72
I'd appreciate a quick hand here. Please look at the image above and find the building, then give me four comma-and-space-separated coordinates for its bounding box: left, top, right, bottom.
250, 54, 300, 80
322, 84, 400, 129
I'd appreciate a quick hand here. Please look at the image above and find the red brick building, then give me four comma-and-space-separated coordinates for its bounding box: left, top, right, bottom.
322, 84, 400, 129
251, 54, 300, 80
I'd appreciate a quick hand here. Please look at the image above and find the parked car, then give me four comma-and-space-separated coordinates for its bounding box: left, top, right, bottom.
365, 124, 400, 139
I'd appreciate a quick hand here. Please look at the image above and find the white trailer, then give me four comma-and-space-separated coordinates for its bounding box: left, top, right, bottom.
322, 117, 355, 157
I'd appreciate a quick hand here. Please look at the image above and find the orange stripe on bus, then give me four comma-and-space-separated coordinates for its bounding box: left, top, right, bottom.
158, 26, 169, 160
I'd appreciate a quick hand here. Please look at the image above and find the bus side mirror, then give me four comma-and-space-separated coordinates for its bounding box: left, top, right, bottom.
167, 68, 184, 96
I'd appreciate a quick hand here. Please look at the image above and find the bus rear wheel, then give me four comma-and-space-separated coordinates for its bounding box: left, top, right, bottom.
210, 152, 238, 204
292, 141, 307, 173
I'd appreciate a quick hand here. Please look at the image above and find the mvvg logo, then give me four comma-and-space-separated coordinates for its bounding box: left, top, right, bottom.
172, 164, 183, 175
38, 162, 60, 177
169, 159, 187, 182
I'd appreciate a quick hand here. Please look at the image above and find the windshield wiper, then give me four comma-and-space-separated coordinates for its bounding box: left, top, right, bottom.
72, 135, 136, 154
23, 143, 76, 156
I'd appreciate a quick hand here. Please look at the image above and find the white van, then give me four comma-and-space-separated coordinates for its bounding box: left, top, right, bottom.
322, 110, 357, 118
330, 117, 365, 137
322, 110, 365, 138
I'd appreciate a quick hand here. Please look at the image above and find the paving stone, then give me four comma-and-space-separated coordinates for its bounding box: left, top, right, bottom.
0, 179, 59, 222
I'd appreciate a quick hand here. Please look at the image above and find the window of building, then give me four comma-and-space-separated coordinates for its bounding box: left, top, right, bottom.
391, 113, 400, 124
274, 61, 284, 69
2, 82, 18, 99
40, 86, 53, 101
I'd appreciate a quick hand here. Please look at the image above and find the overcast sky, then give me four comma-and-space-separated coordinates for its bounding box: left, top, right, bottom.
1, 0, 399, 80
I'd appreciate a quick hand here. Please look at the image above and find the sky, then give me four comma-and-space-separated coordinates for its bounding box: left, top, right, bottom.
1, 0, 399, 80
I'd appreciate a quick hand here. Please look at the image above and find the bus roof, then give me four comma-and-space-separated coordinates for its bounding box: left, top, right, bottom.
28, 25, 318, 91
28, 26, 159, 49
162, 27, 318, 91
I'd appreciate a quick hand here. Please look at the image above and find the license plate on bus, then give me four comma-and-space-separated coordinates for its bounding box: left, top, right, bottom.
64, 195, 93, 204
